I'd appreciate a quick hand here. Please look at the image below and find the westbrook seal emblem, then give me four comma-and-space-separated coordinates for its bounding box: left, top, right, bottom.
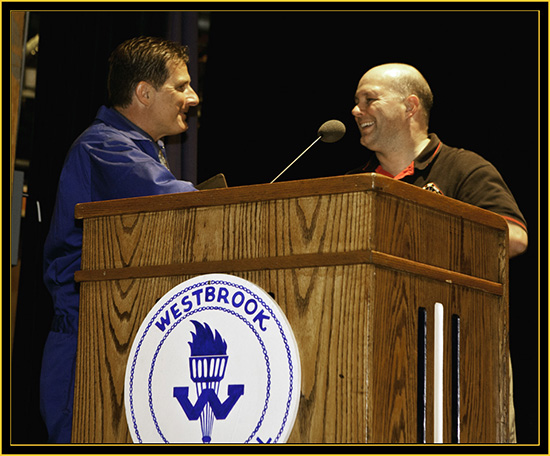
124, 274, 301, 443
174, 321, 243, 443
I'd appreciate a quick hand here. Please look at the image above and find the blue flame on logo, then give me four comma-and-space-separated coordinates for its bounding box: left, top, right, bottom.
188, 321, 227, 356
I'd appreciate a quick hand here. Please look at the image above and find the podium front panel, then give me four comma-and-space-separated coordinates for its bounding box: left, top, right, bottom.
73, 175, 509, 443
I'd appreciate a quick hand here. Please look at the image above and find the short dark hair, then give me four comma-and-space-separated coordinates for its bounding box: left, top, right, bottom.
108, 36, 190, 108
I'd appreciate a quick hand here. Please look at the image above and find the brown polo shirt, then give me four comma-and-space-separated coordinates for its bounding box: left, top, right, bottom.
347, 133, 527, 230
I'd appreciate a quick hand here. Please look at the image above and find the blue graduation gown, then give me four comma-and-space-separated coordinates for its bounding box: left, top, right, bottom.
41, 106, 197, 443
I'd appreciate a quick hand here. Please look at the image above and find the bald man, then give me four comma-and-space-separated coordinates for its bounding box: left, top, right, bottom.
350, 63, 527, 443
350, 63, 528, 257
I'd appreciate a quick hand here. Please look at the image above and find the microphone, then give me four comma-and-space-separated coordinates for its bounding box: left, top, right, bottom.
270, 119, 346, 183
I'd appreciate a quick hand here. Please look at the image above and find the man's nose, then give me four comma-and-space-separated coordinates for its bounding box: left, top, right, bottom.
351, 104, 362, 117
186, 87, 200, 106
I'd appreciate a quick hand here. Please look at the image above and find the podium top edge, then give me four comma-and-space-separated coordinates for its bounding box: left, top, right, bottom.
74, 173, 507, 230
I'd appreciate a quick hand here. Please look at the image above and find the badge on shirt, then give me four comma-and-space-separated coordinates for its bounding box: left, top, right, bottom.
422, 182, 443, 195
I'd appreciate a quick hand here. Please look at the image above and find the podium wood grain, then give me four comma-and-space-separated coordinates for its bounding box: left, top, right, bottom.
73, 174, 509, 443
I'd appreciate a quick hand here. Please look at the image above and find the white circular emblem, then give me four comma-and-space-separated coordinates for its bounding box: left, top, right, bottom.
124, 274, 301, 443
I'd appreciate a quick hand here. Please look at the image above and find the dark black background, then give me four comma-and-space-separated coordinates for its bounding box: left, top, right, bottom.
7, 3, 546, 449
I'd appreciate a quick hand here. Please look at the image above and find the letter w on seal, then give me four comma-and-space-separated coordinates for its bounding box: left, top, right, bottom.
173, 385, 244, 420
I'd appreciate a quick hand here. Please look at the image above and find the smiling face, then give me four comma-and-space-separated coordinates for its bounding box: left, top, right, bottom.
351, 68, 409, 153
147, 61, 199, 140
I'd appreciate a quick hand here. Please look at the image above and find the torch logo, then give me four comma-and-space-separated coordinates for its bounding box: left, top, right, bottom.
124, 274, 301, 444
173, 321, 244, 443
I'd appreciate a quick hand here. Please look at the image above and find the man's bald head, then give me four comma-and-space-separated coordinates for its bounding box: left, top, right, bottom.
360, 63, 434, 126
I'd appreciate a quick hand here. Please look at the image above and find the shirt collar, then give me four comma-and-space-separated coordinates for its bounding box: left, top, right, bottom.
95, 105, 160, 145
413, 133, 442, 170
364, 133, 442, 175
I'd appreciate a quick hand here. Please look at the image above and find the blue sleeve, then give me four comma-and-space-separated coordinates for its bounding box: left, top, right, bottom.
83, 136, 197, 201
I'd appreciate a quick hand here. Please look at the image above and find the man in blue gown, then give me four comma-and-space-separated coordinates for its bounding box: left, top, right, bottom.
41, 36, 199, 443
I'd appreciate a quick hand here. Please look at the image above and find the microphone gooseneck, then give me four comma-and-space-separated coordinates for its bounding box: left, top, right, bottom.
270, 120, 346, 184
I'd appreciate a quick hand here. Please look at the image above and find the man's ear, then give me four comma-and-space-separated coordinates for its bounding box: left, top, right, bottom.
404, 95, 420, 117
135, 81, 154, 106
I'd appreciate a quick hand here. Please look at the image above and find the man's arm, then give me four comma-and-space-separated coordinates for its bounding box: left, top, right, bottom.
507, 221, 528, 258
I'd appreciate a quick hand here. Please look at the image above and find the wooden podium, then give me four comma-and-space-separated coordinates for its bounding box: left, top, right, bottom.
72, 174, 510, 444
